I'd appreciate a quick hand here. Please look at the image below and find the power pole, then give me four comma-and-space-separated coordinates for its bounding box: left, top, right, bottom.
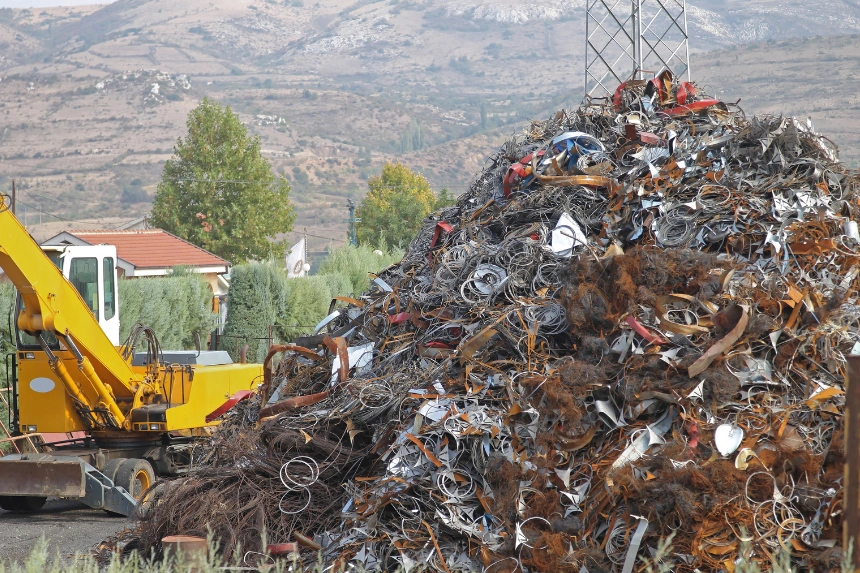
10, 179, 15, 215
344, 199, 361, 247
585, 0, 691, 98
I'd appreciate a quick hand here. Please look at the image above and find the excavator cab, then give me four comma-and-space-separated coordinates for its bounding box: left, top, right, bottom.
16, 245, 120, 350
38, 245, 120, 345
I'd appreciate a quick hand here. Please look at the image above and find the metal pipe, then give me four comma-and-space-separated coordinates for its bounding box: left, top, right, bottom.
38, 335, 90, 412
584, 0, 591, 95
846, 355, 860, 570
259, 391, 330, 420
633, 0, 643, 79
682, 0, 691, 81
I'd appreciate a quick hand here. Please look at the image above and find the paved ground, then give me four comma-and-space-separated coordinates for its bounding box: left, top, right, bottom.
0, 499, 131, 565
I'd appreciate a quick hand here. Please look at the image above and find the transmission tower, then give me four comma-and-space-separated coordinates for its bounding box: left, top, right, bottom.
585, 0, 691, 98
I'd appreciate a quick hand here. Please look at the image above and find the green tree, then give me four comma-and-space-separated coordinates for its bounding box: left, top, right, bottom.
119, 275, 215, 351
221, 261, 288, 362
398, 119, 424, 154
356, 162, 438, 248
318, 244, 403, 295
151, 98, 296, 263
435, 188, 457, 210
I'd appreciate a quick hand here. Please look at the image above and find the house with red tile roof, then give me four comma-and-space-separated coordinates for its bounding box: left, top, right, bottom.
41, 229, 231, 295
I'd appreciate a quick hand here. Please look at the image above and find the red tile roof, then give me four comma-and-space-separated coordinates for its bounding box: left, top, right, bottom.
69, 229, 229, 270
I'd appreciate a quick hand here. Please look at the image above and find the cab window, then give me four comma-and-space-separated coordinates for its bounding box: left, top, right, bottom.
47, 252, 62, 270
103, 258, 116, 320
70, 258, 99, 319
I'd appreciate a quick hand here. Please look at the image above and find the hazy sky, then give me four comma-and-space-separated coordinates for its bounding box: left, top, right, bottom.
0, 0, 112, 7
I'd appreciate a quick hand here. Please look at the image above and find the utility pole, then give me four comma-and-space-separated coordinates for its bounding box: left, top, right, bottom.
10, 179, 15, 215
344, 199, 361, 247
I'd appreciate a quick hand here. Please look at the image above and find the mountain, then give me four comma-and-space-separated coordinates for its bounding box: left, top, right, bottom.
0, 1, 107, 6
0, 0, 858, 253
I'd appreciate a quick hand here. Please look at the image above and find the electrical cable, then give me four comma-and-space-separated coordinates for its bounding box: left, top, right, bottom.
14, 199, 113, 228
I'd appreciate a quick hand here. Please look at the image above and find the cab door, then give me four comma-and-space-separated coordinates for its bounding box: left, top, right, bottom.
60, 245, 120, 345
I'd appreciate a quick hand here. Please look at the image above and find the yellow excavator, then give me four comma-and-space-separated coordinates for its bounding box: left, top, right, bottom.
0, 195, 263, 515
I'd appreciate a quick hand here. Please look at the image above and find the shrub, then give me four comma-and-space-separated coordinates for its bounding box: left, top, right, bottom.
222, 246, 402, 354
1, 532, 850, 573
320, 272, 353, 300
278, 275, 336, 340
120, 186, 149, 204
118, 275, 215, 351
317, 244, 402, 295
291, 167, 309, 186
221, 261, 288, 363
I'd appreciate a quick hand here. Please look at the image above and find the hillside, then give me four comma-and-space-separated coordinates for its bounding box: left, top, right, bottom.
1, 0, 860, 253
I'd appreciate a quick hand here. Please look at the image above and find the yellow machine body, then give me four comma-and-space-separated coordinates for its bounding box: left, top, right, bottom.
0, 197, 262, 438
157, 364, 262, 430
17, 356, 262, 433
16, 354, 83, 433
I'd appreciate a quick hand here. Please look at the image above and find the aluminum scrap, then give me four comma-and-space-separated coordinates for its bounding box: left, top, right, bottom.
133, 71, 858, 573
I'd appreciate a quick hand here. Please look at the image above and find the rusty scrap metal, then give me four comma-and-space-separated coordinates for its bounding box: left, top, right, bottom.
126, 74, 859, 572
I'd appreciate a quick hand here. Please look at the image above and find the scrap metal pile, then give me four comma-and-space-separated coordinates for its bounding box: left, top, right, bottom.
134, 73, 858, 572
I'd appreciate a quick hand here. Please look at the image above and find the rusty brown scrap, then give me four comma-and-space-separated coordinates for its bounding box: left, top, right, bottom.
120, 74, 860, 573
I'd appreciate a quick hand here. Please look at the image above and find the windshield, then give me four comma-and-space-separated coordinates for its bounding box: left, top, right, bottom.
69, 257, 99, 319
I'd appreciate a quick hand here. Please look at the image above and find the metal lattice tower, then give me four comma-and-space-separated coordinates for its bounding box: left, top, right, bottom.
585, 0, 691, 97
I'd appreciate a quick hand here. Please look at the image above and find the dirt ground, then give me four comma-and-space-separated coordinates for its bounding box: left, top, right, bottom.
0, 498, 131, 565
